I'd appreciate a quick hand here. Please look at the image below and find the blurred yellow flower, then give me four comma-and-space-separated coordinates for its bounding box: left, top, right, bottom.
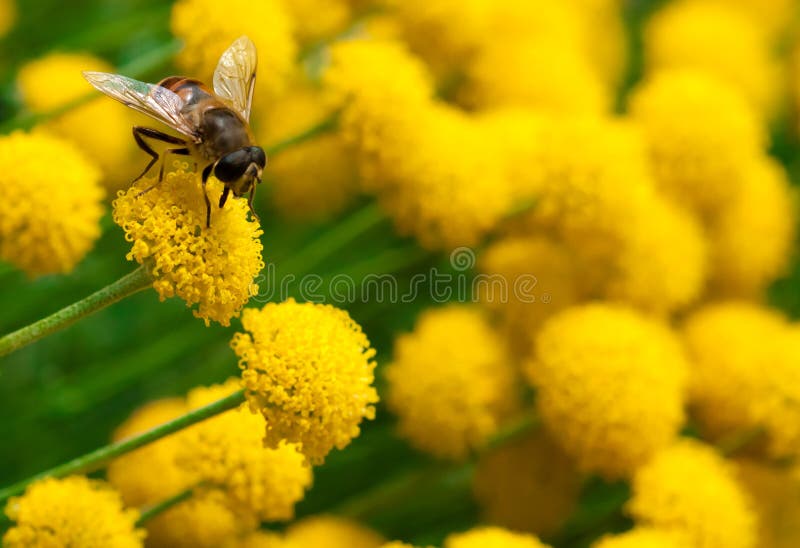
171, 0, 297, 102
627, 439, 757, 548
526, 304, 688, 479
17, 52, 138, 188
629, 69, 765, 217
0, 131, 104, 277
225, 530, 291, 548
473, 430, 582, 536
256, 81, 357, 221
0, 0, 15, 36
591, 528, 682, 548
231, 298, 378, 464
179, 379, 312, 521
112, 169, 264, 326
285, 515, 385, 548
386, 306, 519, 460
735, 459, 800, 548
282, 0, 351, 43
644, 0, 783, 117
3, 476, 143, 548
444, 526, 551, 548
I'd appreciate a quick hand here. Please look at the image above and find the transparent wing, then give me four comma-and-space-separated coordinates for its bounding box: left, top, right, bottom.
82, 71, 198, 138
213, 35, 257, 121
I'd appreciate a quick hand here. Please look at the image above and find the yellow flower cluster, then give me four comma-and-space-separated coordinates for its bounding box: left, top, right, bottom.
444, 526, 551, 548
472, 430, 582, 536
3, 476, 144, 548
683, 302, 800, 459
231, 298, 378, 464
284, 515, 386, 548
112, 169, 264, 326
0, 131, 104, 277
735, 459, 800, 547
17, 52, 139, 188
592, 528, 682, 548
386, 306, 519, 460
171, 0, 296, 102
282, 0, 352, 44
527, 304, 688, 479
627, 439, 757, 548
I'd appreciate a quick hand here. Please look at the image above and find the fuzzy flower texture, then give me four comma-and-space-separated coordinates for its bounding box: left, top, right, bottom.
113, 168, 264, 326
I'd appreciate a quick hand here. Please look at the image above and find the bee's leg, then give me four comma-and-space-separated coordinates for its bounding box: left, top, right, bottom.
157, 148, 191, 182
219, 186, 230, 208
247, 186, 260, 223
201, 164, 214, 228
131, 126, 188, 192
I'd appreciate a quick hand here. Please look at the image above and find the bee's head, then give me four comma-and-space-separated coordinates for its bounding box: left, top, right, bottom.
214, 146, 266, 196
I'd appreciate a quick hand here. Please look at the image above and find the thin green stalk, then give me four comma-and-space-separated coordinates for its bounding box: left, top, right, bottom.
136, 485, 197, 526
0, 266, 152, 358
0, 390, 245, 503
718, 426, 766, 456
264, 113, 339, 157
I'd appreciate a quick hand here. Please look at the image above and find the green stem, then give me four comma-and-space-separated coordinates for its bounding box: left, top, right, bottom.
264, 113, 339, 157
136, 485, 197, 526
0, 266, 152, 358
718, 426, 766, 456
0, 390, 245, 503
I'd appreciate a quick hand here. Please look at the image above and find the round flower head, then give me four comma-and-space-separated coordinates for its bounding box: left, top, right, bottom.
225, 531, 291, 548
17, 52, 138, 188
178, 379, 313, 521
112, 168, 264, 326
283, 0, 351, 44
526, 304, 688, 479
256, 81, 357, 221
592, 528, 683, 548
231, 298, 378, 464
386, 306, 519, 460
0, 0, 15, 36
171, 0, 296, 103
709, 157, 796, 298
629, 69, 765, 217
0, 131, 103, 277
3, 476, 144, 548
644, 0, 782, 117
735, 459, 800, 547
627, 439, 757, 548
444, 526, 551, 548
473, 430, 582, 536
284, 515, 385, 548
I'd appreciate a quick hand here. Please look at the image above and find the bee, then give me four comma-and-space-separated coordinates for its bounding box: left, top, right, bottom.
83, 36, 265, 227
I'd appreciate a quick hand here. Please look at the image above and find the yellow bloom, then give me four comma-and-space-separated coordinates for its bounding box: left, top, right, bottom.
526, 304, 688, 479
171, 0, 297, 103
569, 0, 628, 88
3, 476, 143, 548
627, 439, 757, 548
723, 0, 797, 38
0, 131, 104, 277
473, 430, 582, 536
629, 69, 765, 217
444, 526, 551, 548
386, 306, 519, 460
178, 379, 312, 521
591, 528, 683, 548
231, 298, 378, 464
112, 169, 264, 326
284, 515, 385, 548
282, 0, 351, 43
735, 459, 800, 548
644, 0, 782, 117
16, 52, 139, 188
709, 157, 796, 297
0, 0, 15, 36
225, 530, 292, 548
255, 81, 357, 221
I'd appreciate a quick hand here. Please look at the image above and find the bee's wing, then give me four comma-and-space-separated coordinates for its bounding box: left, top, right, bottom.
212, 35, 257, 122
82, 71, 199, 139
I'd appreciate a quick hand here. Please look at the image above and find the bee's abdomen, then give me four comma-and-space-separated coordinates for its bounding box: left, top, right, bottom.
200, 108, 253, 157
156, 77, 214, 107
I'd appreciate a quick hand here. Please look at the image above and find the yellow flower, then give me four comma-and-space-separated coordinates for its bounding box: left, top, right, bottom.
735, 459, 800, 548
255, 81, 357, 221
283, 0, 351, 43
591, 528, 683, 548
0, 131, 104, 277
723, 0, 797, 38
16, 52, 139, 188
627, 439, 757, 548
644, 0, 782, 117
231, 298, 378, 464
473, 430, 582, 536
629, 69, 765, 217
225, 531, 292, 548
526, 304, 688, 479
0, 0, 15, 36
112, 169, 264, 326
3, 476, 144, 548
284, 515, 385, 548
107, 398, 192, 508
386, 306, 519, 460
444, 526, 551, 548
178, 379, 313, 521
569, 0, 628, 88
709, 157, 796, 298
171, 0, 297, 103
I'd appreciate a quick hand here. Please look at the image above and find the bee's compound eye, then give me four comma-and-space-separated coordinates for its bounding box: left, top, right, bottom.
214, 150, 248, 182
249, 146, 266, 168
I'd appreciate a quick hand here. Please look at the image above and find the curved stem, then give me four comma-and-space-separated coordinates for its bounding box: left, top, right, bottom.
136, 485, 198, 526
0, 390, 245, 503
0, 266, 152, 358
